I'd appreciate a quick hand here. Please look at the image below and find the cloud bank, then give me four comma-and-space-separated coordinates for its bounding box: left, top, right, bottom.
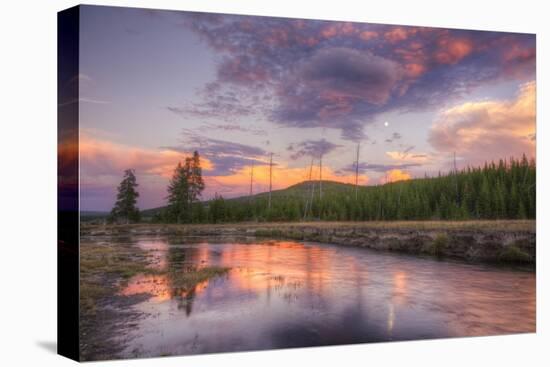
429, 81, 535, 166
174, 13, 535, 141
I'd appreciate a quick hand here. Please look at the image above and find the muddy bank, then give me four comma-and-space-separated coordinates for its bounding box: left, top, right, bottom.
81, 221, 535, 265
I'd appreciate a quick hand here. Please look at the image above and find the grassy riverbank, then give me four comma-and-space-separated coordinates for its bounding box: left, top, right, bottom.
82, 219, 535, 233
81, 220, 535, 265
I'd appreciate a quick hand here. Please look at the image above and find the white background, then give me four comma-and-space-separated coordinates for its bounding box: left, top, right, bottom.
0, 0, 548, 365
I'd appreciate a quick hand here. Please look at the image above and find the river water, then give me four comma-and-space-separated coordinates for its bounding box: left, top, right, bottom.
113, 237, 535, 358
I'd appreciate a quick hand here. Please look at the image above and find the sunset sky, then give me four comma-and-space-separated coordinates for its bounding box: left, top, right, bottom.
76, 5, 536, 211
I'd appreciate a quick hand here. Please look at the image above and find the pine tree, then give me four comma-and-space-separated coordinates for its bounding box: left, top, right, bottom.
167, 162, 190, 223
173, 151, 207, 223
494, 179, 507, 218
479, 175, 492, 218
518, 200, 528, 219
209, 193, 226, 224
109, 169, 140, 223
438, 192, 450, 219
461, 181, 473, 218
188, 151, 205, 202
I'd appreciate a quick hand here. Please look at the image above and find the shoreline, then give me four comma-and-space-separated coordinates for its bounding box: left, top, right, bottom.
81, 220, 536, 265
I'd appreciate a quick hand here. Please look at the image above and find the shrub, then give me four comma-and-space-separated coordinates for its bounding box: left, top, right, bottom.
423, 233, 448, 256
499, 245, 532, 263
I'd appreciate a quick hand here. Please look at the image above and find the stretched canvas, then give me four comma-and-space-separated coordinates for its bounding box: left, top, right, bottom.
58, 4, 536, 362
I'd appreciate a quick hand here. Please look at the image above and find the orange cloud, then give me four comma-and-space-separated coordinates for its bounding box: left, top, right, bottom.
80, 134, 213, 178
429, 81, 535, 165
386, 151, 429, 163
381, 169, 412, 184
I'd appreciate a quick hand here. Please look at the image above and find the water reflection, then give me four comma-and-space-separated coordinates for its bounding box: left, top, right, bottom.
120, 274, 172, 303
120, 274, 210, 315
122, 239, 223, 315
115, 237, 535, 358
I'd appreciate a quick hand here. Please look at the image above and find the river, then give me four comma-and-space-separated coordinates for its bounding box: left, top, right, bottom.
102, 236, 535, 358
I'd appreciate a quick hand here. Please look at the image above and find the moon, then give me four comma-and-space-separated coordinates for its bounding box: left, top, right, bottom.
384, 121, 389, 127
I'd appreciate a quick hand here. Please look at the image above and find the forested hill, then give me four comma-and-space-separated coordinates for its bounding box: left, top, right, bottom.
138, 180, 354, 218
139, 156, 535, 223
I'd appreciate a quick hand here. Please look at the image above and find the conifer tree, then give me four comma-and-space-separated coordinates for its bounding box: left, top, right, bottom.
167, 162, 189, 223
152, 155, 535, 224
209, 193, 226, 224
165, 152, 205, 223
110, 169, 140, 223
479, 175, 492, 218
188, 151, 205, 202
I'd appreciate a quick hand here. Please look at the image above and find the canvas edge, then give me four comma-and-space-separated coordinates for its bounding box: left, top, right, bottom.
57, 4, 81, 362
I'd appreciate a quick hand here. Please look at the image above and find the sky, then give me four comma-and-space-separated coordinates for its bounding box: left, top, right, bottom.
75, 5, 536, 211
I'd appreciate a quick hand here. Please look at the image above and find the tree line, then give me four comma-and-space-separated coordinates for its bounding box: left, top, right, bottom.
109, 154, 535, 224
109, 151, 205, 224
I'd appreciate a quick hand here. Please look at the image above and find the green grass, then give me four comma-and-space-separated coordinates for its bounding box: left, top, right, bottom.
422, 233, 449, 256
499, 244, 532, 263
83, 220, 535, 235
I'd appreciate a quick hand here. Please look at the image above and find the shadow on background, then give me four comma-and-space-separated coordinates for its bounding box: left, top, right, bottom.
36, 341, 57, 354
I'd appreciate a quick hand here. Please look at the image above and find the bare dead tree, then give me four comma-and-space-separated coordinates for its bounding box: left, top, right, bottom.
319, 153, 323, 201
355, 142, 360, 200
303, 157, 315, 219
268, 153, 273, 210
249, 163, 254, 199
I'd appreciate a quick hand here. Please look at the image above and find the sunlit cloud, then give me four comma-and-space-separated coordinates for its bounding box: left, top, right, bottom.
429, 81, 535, 166
380, 169, 412, 184
79, 133, 210, 209
80, 133, 203, 179
434, 38, 473, 65
386, 149, 430, 163
178, 13, 535, 140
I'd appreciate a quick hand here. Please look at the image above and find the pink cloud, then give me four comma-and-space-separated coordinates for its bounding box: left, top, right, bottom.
80, 134, 195, 179
434, 38, 473, 65
384, 27, 411, 43
429, 81, 535, 166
